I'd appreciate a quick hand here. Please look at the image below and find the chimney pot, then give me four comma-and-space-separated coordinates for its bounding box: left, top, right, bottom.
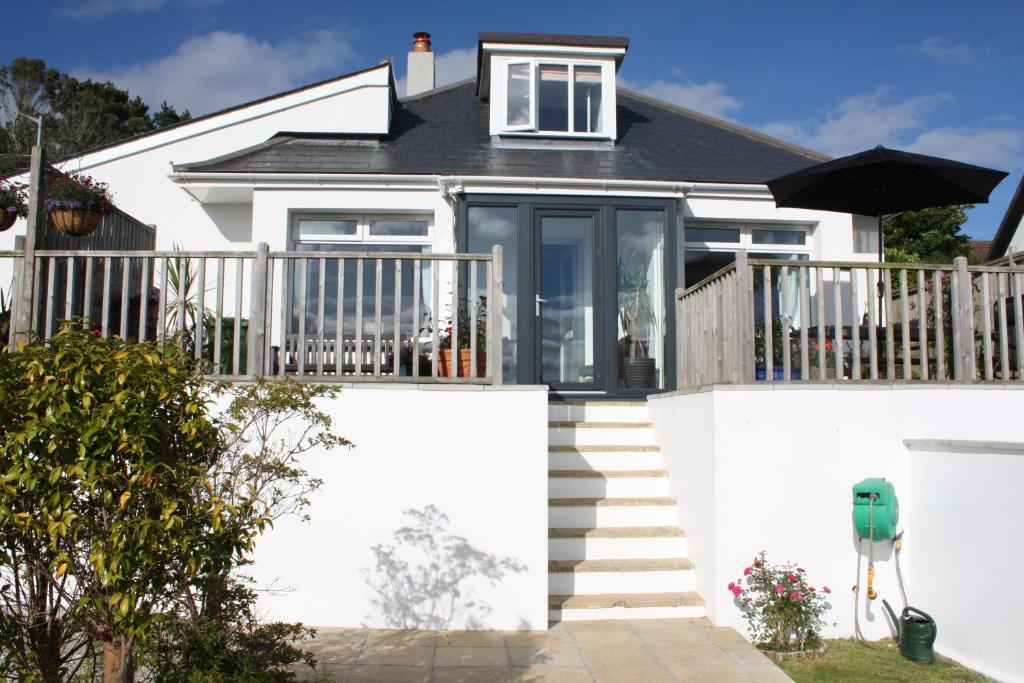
413, 32, 432, 52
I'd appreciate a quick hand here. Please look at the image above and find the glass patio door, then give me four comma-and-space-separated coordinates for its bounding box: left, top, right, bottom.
536, 212, 600, 389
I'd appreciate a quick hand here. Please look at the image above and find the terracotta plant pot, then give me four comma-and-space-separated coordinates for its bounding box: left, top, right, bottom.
51, 209, 101, 236
0, 211, 15, 232
438, 348, 487, 378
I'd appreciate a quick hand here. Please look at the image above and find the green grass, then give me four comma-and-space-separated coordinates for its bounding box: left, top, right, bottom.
778, 639, 989, 682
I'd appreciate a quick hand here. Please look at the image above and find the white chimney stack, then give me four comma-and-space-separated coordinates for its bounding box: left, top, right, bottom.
406, 32, 435, 97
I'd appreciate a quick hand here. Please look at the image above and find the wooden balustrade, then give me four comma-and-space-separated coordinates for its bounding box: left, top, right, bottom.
1, 244, 504, 384
677, 251, 1024, 389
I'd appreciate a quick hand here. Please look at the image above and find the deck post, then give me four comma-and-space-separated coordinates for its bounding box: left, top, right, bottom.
734, 250, 755, 383
247, 242, 269, 377
13, 146, 45, 343
953, 256, 974, 383
489, 245, 503, 385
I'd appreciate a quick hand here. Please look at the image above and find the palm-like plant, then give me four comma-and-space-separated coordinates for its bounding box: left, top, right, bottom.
618, 262, 655, 359
164, 245, 204, 336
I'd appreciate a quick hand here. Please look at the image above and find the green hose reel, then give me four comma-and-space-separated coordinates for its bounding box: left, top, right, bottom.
853, 478, 899, 540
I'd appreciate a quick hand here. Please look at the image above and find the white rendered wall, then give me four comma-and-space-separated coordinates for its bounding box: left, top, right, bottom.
905, 441, 1024, 683
649, 385, 1024, 682
246, 384, 550, 630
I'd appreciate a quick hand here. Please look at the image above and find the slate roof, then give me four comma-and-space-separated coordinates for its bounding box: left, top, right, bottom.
175, 80, 827, 184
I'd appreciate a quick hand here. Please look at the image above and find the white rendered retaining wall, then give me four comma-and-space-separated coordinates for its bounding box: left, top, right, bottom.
244, 383, 550, 631
649, 385, 1024, 683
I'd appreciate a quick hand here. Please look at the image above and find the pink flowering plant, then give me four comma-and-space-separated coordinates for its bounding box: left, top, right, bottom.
727, 551, 831, 652
45, 172, 114, 214
0, 177, 28, 218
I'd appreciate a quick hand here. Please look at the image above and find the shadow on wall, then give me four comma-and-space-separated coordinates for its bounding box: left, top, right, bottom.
362, 505, 526, 630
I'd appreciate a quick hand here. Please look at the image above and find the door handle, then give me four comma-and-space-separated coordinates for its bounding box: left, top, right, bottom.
535, 294, 548, 316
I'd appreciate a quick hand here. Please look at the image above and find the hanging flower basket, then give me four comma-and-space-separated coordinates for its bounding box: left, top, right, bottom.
46, 172, 114, 237
50, 209, 102, 236
0, 177, 27, 232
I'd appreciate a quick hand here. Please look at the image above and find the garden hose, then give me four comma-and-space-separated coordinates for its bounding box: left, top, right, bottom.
894, 531, 908, 607
853, 538, 867, 641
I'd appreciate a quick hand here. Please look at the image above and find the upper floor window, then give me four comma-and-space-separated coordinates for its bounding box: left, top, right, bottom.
501, 60, 610, 137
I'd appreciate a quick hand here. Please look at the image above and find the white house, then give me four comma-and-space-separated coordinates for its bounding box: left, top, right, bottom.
2, 31, 1023, 683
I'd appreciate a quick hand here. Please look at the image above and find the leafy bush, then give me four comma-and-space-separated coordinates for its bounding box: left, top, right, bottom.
137, 578, 315, 683
728, 551, 831, 652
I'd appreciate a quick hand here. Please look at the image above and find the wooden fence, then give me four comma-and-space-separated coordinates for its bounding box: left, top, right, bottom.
2, 244, 504, 384
678, 251, 1024, 389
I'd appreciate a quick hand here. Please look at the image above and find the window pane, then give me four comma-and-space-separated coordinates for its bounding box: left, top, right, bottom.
298, 219, 357, 236
684, 250, 735, 288
685, 226, 740, 243
506, 63, 531, 127
538, 64, 569, 131
369, 219, 429, 237
617, 210, 665, 389
288, 243, 427, 343
749, 252, 809, 261
752, 228, 806, 245
467, 206, 518, 384
573, 66, 602, 133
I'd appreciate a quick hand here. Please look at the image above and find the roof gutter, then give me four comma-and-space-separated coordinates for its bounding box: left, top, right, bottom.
168, 171, 768, 198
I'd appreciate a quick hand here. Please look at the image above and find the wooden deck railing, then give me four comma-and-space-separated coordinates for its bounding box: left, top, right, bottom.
677, 251, 1024, 389
1, 244, 504, 384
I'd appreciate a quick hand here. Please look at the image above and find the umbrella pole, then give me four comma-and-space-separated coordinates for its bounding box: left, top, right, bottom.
877, 213, 885, 365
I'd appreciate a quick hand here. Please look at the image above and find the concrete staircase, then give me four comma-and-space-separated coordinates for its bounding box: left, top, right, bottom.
547, 400, 705, 622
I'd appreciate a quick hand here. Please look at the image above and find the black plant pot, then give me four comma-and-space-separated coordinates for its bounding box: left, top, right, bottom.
623, 357, 656, 389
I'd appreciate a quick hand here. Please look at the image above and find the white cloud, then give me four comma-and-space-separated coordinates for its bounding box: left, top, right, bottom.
762, 87, 949, 156
395, 47, 477, 97
906, 127, 1024, 169
58, 0, 226, 19
76, 30, 356, 115
914, 37, 976, 65
760, 86, 1022, 170
622, 77, 742, 119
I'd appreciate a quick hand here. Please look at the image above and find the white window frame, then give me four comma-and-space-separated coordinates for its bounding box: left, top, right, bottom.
684, 222, 812, 258
291, 213, 434, 246
502, 61, 535, 132
498, 57, 612, 138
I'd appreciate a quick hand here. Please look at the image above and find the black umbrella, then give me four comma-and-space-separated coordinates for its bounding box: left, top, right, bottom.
767, 145, 1009, 263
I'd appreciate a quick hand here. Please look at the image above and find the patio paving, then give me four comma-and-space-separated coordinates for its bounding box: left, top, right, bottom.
297, 618, 793, 682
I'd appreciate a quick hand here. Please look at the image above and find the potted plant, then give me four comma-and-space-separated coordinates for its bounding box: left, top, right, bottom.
438, 295, 487, 378
0, 177, 27, 232
727, 551, 831, 661
618, 264, 656, 388
45, 172, 113, 236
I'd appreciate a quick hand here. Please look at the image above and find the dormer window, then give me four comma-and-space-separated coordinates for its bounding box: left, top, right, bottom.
501, 60, 610, 136
478, 33, 627, 141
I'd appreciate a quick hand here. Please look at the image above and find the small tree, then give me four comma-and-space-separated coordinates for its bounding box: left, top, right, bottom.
0, 327, 229, 682
884, 205, 973, 264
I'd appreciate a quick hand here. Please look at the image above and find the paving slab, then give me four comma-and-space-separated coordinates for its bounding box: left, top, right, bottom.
296, 618, 793, 682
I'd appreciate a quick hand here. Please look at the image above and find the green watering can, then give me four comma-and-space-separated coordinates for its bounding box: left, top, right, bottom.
882, 600, 937, 664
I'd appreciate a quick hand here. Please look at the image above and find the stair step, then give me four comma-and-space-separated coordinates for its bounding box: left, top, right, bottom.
549, 450, 662, 471
549, 400, 647, 406
549, 526, 684, 539
549, 592, 705, 610
548, 421, 653, 428
549, 497, 675, 507
550, 445, 660, 452
549, 497, 677, 527
548, 470, 667, 479
549, 471, 670, 498
549, 558, 694, 573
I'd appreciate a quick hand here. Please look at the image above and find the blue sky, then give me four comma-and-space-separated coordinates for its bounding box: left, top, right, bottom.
4, 0, 1022, 239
